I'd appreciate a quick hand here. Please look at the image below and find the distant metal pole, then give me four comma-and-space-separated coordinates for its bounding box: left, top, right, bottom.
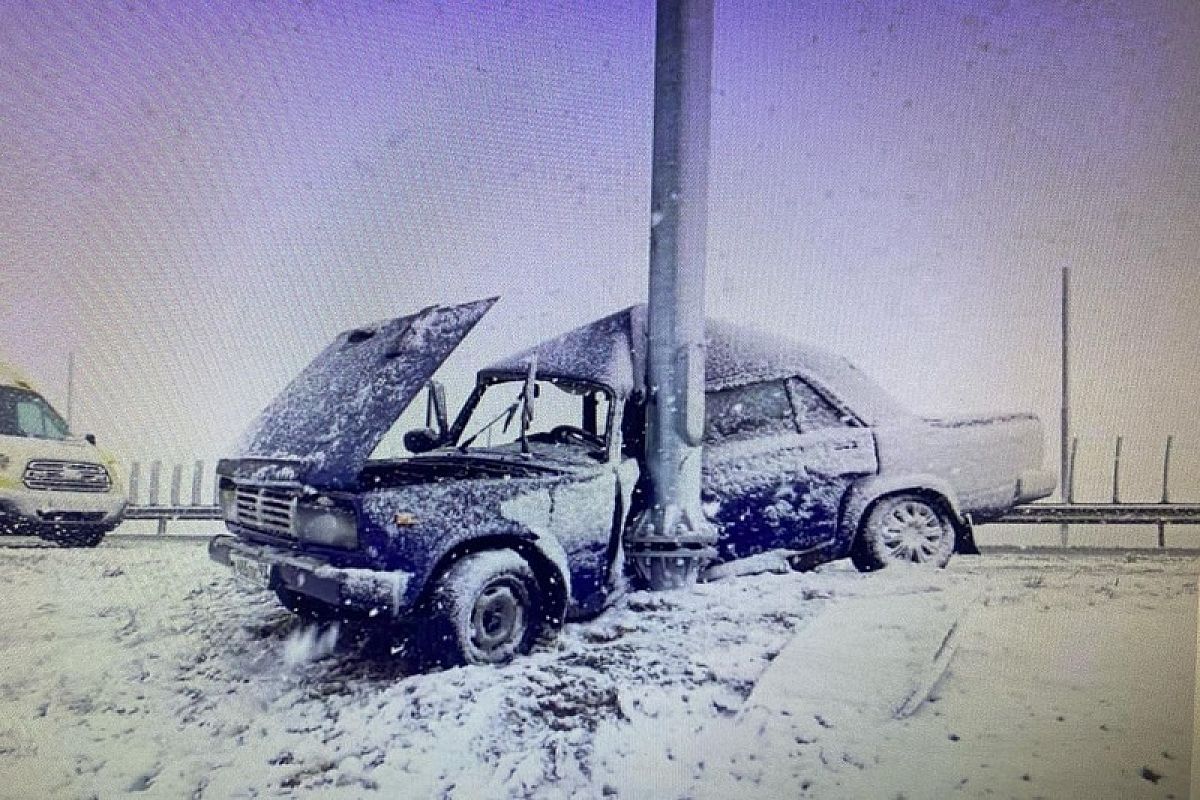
1059, 268, 1070, 545
1066, 436, 1078, 504
1111, 435, 1123, 504
66, 352, 75, 430
1161, 435, 1174, 504
627, 0, 717, 590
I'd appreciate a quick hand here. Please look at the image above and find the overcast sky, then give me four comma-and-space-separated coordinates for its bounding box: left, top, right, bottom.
1, 0, 1197, 495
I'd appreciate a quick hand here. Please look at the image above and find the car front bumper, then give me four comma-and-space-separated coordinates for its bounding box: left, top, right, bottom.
0, 487, 127, 529
208, 535, 412, 618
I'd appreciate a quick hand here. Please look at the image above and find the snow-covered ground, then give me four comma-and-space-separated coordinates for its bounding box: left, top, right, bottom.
0, 538, 1193, 799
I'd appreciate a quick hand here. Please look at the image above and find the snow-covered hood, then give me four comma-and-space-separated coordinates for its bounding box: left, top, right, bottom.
228, 298, 496, 490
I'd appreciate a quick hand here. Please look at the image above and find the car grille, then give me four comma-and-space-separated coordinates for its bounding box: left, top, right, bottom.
23, 460, 112, 493
232, 485, 296, 537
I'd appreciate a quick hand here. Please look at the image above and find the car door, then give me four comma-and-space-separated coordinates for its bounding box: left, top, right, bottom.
701, 378, 813, 559
784, 376, 878, 539
701, 377, 877, 560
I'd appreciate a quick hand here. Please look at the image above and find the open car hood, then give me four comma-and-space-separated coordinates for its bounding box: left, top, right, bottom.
229, 298, 496, 490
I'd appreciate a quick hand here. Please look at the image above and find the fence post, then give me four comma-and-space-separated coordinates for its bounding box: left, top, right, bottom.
147, 461, 161, 506
1111, 436, 1123, 505
1067, 437, 1078, 504
128, 462, 141, 505
147, 461, 163, 535
1158, 436, 1174, 548
190, 460, 204, 506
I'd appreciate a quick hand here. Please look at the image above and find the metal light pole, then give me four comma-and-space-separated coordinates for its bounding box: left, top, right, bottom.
626, 0, 718, 590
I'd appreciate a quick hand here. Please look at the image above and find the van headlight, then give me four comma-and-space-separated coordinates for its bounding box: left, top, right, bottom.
294, 501, 358, 549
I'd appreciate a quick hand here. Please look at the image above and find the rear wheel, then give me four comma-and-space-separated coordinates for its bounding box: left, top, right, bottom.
423, 549, 542, 666
851, 494, 955, 572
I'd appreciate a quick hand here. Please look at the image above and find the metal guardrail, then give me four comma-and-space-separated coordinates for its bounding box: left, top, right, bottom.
996, 503, 1200, 525
122, 501, 1200, 542
120, 442, 1198, 543
122, 504, 220, 535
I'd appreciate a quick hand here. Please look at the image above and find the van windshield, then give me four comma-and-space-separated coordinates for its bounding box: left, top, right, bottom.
0, 386, 70, 440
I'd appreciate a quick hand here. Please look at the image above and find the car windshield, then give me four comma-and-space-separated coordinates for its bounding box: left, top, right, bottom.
0, 386, 70, 440
456, 378, 611, 458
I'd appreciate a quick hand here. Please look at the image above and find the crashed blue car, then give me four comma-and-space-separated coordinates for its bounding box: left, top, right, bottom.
209, 299, 1053, 664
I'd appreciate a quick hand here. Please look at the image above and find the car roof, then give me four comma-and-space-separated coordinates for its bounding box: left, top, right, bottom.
480, 305, 912, 425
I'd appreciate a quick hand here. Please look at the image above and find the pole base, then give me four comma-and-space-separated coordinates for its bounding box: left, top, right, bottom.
625, 504, 717, 591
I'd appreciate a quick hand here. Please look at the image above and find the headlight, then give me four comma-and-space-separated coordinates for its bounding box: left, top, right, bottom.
294, 501, 358, 549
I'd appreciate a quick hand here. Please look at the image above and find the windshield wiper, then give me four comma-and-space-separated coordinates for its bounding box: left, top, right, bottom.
459, 357, 539, 455
457, 400, 520, 453
518, 356, 537, 455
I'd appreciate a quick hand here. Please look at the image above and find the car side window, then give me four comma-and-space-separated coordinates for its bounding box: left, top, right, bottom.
788, 377, 850, 431
704, 380, 797, 443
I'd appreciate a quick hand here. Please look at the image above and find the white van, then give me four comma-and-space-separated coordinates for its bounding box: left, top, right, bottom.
0, 362, 126, 546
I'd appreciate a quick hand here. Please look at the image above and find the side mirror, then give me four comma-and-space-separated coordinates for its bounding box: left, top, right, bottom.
403, 427, 443, 454
84, 433, 97, 445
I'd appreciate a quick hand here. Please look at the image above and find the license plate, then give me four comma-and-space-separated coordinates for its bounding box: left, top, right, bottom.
230, 554, 272, 589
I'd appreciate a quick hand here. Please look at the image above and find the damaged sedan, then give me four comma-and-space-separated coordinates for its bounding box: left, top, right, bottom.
209, 299, 1054, 664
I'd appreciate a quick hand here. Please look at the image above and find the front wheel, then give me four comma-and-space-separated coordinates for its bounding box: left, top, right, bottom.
851, 494, 956, 572
39, 524, 109, 548
423, 550, 542, 666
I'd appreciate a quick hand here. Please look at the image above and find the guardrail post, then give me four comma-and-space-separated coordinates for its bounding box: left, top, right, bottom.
128, 462, 141, 505
1061, 436, 1078, 545
1158, 436, 1174, 548
163, 464, 183, 536
1111, 436, 1123, 505
190, 460, 204, 506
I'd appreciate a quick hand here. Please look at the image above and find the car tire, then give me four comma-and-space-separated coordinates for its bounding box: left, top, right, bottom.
423, 549, 542, 667
39, 524, 108, 548
851, 494, 956, 572
275, 586, 341, 621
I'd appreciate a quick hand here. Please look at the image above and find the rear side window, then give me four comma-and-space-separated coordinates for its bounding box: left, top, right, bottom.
705, 380, 796, 443
788, 378, 849, 431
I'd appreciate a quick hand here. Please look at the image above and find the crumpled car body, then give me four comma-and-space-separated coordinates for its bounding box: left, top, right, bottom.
209, 300, 1054, 661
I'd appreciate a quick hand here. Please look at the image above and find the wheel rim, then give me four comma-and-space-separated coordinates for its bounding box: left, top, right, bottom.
878, 500, 949, 563
469, 579, 527, 659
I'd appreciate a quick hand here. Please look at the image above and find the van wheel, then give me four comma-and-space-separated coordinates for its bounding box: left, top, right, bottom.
39, 525, 108, 548
851, 494, 955, 572
424, 550, 541, 666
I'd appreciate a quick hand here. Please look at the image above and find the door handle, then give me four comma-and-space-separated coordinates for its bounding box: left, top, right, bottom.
832, 441, 860, 451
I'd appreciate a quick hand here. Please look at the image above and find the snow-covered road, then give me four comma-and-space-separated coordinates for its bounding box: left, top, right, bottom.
0, 539, 1193, 799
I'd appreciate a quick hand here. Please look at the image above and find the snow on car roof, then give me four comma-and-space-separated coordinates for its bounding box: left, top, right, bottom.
480, 305, 912, 425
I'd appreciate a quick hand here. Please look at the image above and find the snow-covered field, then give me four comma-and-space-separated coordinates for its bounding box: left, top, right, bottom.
0, 538, 1194, 799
